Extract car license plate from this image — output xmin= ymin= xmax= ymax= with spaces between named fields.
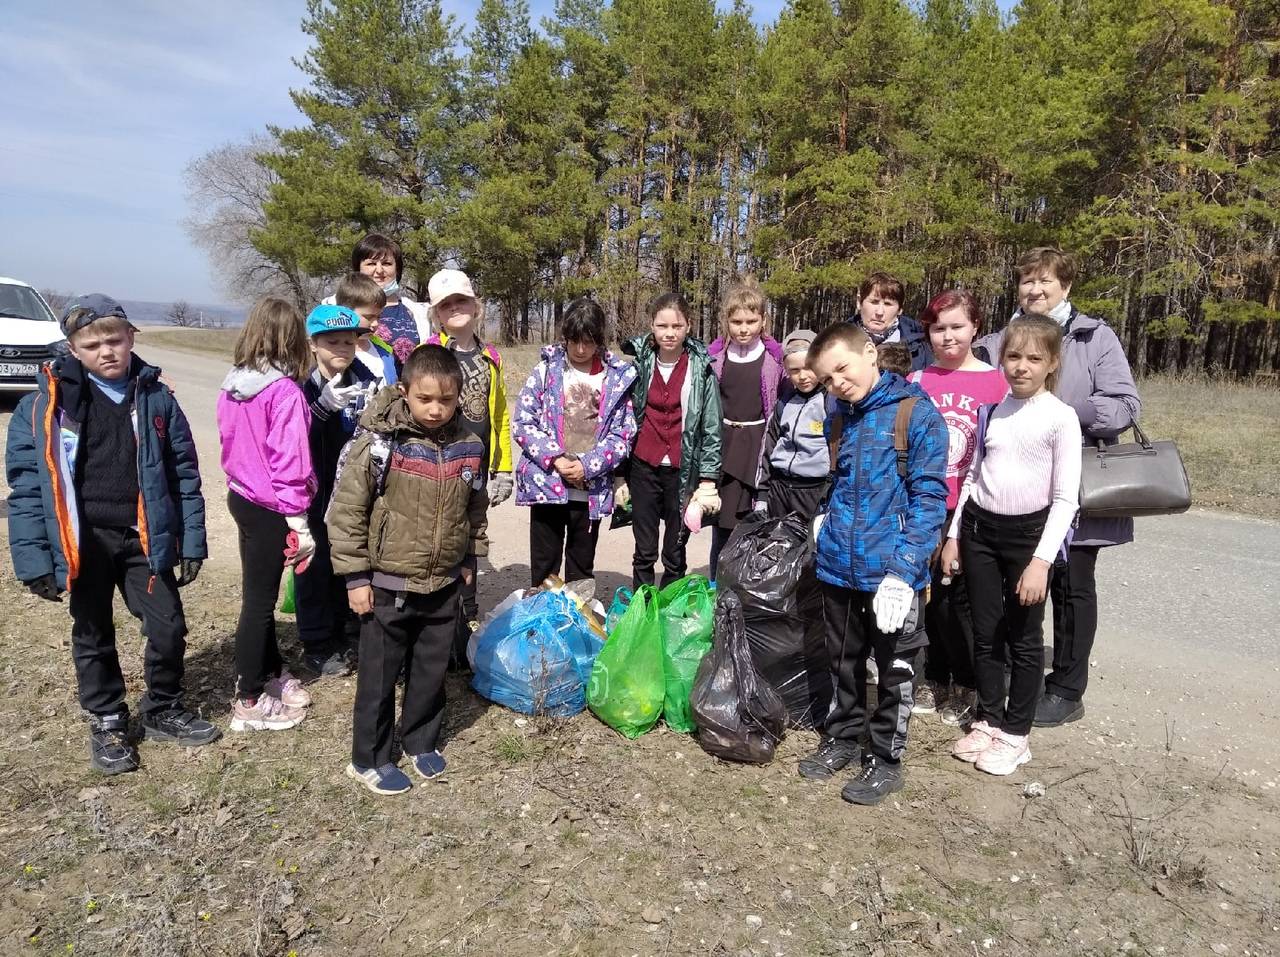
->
xmin=0 ymin=362 xmax=39 ymax=376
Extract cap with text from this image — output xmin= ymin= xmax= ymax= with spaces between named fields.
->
xmin=305 ymin=304 xmax=363 ymax=337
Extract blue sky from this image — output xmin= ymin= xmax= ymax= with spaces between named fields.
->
xmin=1 ymin=0 xmax=1015 ymax=306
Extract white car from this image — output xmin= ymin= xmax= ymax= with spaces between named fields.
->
xmin=0 ymin=277 xmax=69 ymax=392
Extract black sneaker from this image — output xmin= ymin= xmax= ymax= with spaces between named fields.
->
xmin=89 ymin=713 xmax=139 ymax=776
xmin=304 ymin=649 xmax=352 ymax=677
xmin=841 ymin=757 xmax=904 ymax=806
xmin=141 ymin=708 xmax=222 ymax=747
xmin=1034 ymin=692 xmax=1084 ymax=727
xmin=798 ymin=736 xmax=862 ymax=780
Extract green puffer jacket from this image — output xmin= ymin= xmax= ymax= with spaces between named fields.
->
xmin=621 ymin=334 xmax=723 ymax=500
xmin=327 ymin=387 xmax=488 ymax=596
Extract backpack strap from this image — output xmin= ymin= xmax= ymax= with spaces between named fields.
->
xmin=893 ymin=396 xmax=918 ymax=480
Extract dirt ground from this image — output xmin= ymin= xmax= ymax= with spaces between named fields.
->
xmin=1 ymin=341 xmax=1277 ymax=957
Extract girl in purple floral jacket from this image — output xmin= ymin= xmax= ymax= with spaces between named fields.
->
xmin=513 ymin=298 xmax=638 ymax=589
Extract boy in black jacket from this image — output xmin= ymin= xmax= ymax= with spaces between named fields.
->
xmin=296 ymin=304 xmax=378 ymax=676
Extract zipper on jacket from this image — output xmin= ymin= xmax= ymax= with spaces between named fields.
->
xmin=40 ymin=368 xmax=81 ymax=588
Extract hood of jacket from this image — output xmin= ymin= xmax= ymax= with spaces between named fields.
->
xmin=835 ymin=370 xmax=916 ymax=418
xmin=50 ymin=353 xmax=158 ymax=412
xmin=622 ymin=333 xmax=711 ymax=361
xmin=221 ymin=364 xmax=287 ymax=401
xmin=358 ymin=382 xmax=468 ymax=443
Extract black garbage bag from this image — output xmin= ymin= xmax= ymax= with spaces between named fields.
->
xmin=690 ymin=590 xmax=787 ymax=764
xmin=716 ymin=515 xmax=833 ymax=728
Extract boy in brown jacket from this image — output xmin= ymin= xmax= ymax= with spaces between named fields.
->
xmin=328 ymin=345 xmax=487 ymax=795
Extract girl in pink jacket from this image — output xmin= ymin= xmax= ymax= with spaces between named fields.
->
xmin=216 ymin=298 xmax=318 ymax=733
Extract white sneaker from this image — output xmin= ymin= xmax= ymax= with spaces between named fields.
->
xmin=265 ymin=671 xmax=312 ymax=709
xmin=952 ymin=720 xmax=997 ymax=763
xmin=230 ymin=693 xmax=305 ymax=732
xmin=975 ymin=731 xmax=1031 ymax=776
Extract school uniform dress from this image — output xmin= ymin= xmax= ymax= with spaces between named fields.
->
xmin=717 ymin=353 xmax=766 ymax=529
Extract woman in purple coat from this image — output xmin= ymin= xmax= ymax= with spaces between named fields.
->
xmin=974 ymin=247 xmax=1141 ymax=726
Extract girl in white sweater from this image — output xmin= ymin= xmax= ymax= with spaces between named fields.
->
xmin=941 ymin=315 xmax=1082 ymax=775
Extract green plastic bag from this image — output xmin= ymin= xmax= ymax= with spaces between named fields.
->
xmin=279 ymin=568 xmax=296 ymax=614
xmin=657 ymin=576 xmax=715 ymax=733
xmin=588 ymin=584 xmax=664 ymax=738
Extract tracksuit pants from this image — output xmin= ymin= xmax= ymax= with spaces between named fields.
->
xmin=628 ymin=458 xmax=688 ymax=589
xmin=529 ymin=501 xmax=600 ymax=587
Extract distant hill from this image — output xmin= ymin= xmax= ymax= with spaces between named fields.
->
xmin=119 ymin=300 xmax=246 ymax=328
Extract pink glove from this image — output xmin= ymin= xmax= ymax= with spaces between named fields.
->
xmin=683 ymin=501 xmax=704 ymax=534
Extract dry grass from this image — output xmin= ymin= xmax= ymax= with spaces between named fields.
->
xmin=137 ymin=327 xmax=241 ymax=360
xmin=1139 ymin=373 xmax=1280 ymax=519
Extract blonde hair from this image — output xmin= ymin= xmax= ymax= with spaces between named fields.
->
xmin=69 ymin=315 xmax=132 ymax=343
xmin=233 ymin=297 xmax=311 ymax=381
xmin=334 ymin=272 xmax=387 ymax=312
xmin=1001 ymin=314 xmax=1064 ymax=393
xmin=719 ymin=278 xmax=768 ymax=339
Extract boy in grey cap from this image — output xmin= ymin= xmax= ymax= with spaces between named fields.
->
xmin=6 ymin=295 xmax=217 ymax=774
xmin=753 ymin=329 xmax=832 ymax=522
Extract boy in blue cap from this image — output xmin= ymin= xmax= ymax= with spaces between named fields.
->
xmin=296 ymin=304 xmax=379 ymax=677
xmin=6 ymin=294 xmax=217 ymax=774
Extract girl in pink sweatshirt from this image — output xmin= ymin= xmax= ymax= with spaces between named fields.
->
xmin=216 ymin=298 xmax=318 ymax=732
xmin=943 ymin=315 xmax=1081 ymax=776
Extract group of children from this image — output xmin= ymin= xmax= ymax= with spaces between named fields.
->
xmin=8 ymin=240 xmax=1096 ymax=804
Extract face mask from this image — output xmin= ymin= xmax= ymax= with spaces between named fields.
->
xmin=381 ymin=279 xmax=400 ymax=298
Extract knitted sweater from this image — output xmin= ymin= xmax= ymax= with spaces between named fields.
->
xmin=949 ymin=391 xmax=1082 ymax=563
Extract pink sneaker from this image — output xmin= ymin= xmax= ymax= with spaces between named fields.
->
xmin=265 ymin=671 xmax=312 ymax=709
xmin=975 ymin=732 xmax=1031 ymax=776
xmin=230 ymin=693 xmax=305 ymax=732
xmin=952 ymin=720 xmax=997 ymax=763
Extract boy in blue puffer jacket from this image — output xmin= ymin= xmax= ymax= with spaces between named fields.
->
xmin=6 ymin=295 xmax=217 ymax=776
xmin=800 ymin=323 xmax=948 ymax=805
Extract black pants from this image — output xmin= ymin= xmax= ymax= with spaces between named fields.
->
xmin=629 ymin=458 xmax=687 ymax=589
xmin=821 ymin=583 xmax=926 ymax=763
xmin=766 ymin=474 xmax=829 ymax=524
xmin=294 ymin=516 xmax=358 ymax=655
xmin=959 ymin=502 xmax=1049 ymax=736
xmin=529 ymin=502 xmax=600 ymax=587
xmin=450 ymin=554 xmax=479 ymax=668
xmin=1046 ymin=545 xmax=1100 ymax=701
xmin=69 ymin=525 xmax=187 ymax=717
xmin=228 ymin=491 xmax=286 ymax=700
xmin=351 ymin=581 xmax=458 ymax=768
xmin=923 ymin=512 xmax=976 ymax=688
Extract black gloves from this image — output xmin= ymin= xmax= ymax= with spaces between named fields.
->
xmin=25 ymin=574 xmax=61 ymax=602
xmin=177 ymin=559 xmax=202 ymax=587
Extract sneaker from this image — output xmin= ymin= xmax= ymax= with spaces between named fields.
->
xmin=940 ymin=686 xmax=976 ymax=728
xmin=952 ymin=719 xmax=998 ymax=763
xmin=141 ymin=708 xmax=221 ymax=747
xmin=89 ymin=713 xmax=139 ymax=776
xmin=913 ymin=680 xmax=947 ymax=715
xmin=1034 ymin=692 xmax=1084 ymax=727
xmin=798 ymin=737 xmax=862 ymax=780
xmin=346 ymin=762 xmax=412 ymax=796
xmin=840 ymin=757 xmax=904 ymax=806
xmin=265 ymin=671 xmax=312 ymax=709
xmin=229 ymin=694 xmax=305 ymax=732
xmin=975 ymin=731 xmax=1032 ymax=776
xmin=409 ymin=750 xmax=447 ymax=780
xmin=304 ymin=649 xmax=352 ymax=678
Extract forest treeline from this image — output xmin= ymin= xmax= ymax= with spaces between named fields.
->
xmin=186 ymin=0 xmax=1280 ymax=376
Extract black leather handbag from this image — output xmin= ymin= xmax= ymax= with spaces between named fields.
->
xmin=1078 ymin=421 xmax=1191 ymax=518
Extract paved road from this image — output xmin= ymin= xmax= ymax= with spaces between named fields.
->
xmin=3 ymin=340 xmax=1277 ymax=781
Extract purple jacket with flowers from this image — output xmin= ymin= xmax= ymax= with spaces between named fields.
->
xmin=513 ymin=345 xmax=638 ymax=520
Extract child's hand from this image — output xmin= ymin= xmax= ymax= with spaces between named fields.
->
xmin=461 ymin=565 xmax=474 ymax=586
xmin=939 ymin=539 xmax=961 ymax=578
xmin=348 ymin=585 xmax=374 ymax=616
xmin=1015 ymin=558 xmax=1051 ymax=606
xmin=555 ymin=456 xmax=585 ymax=486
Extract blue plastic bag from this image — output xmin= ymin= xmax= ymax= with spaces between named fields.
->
xmin=470 ymin=591 xmax=605 ymax=716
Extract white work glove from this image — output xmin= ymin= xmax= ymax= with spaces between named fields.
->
xmin=752 ymin=500 xmax=768 ymax=513
xmin=691 ymin=483 xmax=720 ymax=516
xmin=872 ymin=575 xmax=914 ymax=634
xmin=318 ymin=374 xmax=363 ymax=413
xmin=488 ymin=472 xmax=514 ymax=507
xmin=614 ymin=480 xmax=630 ymax=510
xmin=284 ymin=514 xmax=316 ymax=573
